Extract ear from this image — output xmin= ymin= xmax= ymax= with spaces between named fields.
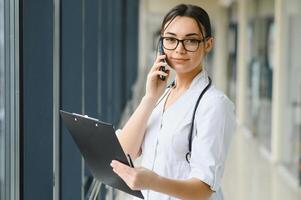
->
xmin=204 ymin=37 xmax=214 ymax=53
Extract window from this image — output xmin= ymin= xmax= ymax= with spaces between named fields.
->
xmin=250 ymin=18 xmax=274 ymax=150
xmin=0 ymin=0 xmax=19 ymax=199
xmin=247 ymin=15 xmax=274 ymax=151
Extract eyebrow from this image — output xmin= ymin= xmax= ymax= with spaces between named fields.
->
xmin=165 ymin=32 xmax=200 ymax=37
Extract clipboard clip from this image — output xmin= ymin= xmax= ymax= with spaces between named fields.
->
xmin=72 ymin=113 xmax=99 ymax=121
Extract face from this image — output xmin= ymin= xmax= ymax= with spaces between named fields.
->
xmin=162 ymin=16 xmax=213 ymax=74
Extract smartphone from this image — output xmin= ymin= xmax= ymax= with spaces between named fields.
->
xmin=158 ymin=38 xmax=167 ymax=81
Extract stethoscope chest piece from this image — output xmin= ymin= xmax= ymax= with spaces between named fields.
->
xmin=186 ymin=152 xmax=191 ymax=163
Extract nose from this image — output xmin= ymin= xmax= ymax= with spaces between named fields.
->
xmin=175 ymin=41 xmax=186 ymax=54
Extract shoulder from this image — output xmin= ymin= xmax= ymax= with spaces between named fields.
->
xmin=197 ymin=86 xmax=235 ymax=115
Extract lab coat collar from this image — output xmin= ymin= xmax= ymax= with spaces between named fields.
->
xmin=187 ymin=69 xmax=209 ymax=91
xmin=160 ymin=69 xmax=210 ymax=133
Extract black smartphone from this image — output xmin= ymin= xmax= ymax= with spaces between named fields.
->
xmin=158 ymin=38 xmax=167 ymax=81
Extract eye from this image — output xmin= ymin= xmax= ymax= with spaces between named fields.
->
xmin=164 ymin=37 xmax=177 ymax=43
xmin=184 ymin=39 xmax=200 ymax=45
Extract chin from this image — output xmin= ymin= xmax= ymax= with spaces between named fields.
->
xmin=171 ymin=63 xmax=187 ymax=70
xmin=172 ymin=66 xmax=193 ymax=74
xmin=172 ymin=64 xmax=201 ymax=74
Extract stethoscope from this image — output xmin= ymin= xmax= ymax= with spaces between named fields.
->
xmin=186 ymin=76 xmax=211 ymax=163
xmin=156 ymin=76 xmax=212 ymax=163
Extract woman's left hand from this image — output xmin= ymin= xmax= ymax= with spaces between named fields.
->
xmin=110 ymin=160 xmax=159 ymax=191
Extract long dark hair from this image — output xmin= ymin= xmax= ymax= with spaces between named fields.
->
xmin=160 ymin=4 xmax=212 ymax=39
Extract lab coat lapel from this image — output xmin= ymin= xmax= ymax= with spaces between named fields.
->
xmin=162 ymin=70 xmax=210 ymax=133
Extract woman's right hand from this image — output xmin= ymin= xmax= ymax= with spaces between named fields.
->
xmin=145 ymin=54 xmax=171 ymax=101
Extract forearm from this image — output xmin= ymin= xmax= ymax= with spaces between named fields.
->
xmin=151 ymin=176 xmax=213 ymax=200
xmin=117 ymin=96 xmax=157 ymax=158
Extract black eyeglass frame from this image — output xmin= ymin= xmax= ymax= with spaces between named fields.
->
xmin=161 ymin=36 xmax=207 ymax=52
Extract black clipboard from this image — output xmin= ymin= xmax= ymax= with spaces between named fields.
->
xmin=60 ymin=110 xmax=144 ymax=199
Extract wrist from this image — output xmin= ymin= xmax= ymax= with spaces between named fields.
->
xmin=142 ymin=95 xmax=158 ymax=106
xmin=148 ymin=173 xmax=162 ymax=191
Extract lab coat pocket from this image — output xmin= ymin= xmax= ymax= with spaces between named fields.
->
xmin=171 ymin=119 xmax=191 ymax=161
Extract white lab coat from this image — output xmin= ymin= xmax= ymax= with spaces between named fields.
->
xmin=121 ymin=70 xmax=236 ymax=200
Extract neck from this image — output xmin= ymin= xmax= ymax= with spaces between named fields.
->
xmin=173 ymin=65 xmax=203 ymax=91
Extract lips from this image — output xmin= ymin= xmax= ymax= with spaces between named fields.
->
xmin=171 ymin=57 xmax=189 ymax=63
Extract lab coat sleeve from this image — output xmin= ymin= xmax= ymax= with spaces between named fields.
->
xmin=188 ymin=94 xmax=236 ymax=192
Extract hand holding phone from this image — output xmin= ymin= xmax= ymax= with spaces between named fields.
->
xmin=158 ymin=38 xmax=167 ymax=81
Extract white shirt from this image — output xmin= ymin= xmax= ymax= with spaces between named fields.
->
xmin=121 ymin=70 xmax=236 ymax=200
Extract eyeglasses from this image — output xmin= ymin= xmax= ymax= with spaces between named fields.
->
xmin=161 ymin=37 xmax=205 ymax=52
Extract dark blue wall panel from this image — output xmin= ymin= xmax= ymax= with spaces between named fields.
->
xmin=22 ymin=0 xmax=53 ymax=199
xmin=84 ymin=0 xmax=98 ymax=118
xmin=60 ymin=0 xmax=83 ymax=199
xmin=112 ymin=0 xmax=124 ymax=125
xmin=99 ymin=0 xmax=110 ymax=122
xmin=83 ymin=0 xmax=99 ymax=183
xmin=125 ymin=0 xmax=139 ymax=101
xmin=21 ymin=0 xmax=140 ymax=199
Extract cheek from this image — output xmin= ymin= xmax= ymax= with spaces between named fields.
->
xmin=165 ymin=52 xmax=173 ymax=67
xmin=189 ymin=52 xmax=204 ymax=65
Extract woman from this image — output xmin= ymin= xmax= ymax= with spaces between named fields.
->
xmin=111 ymin=4 xmax=236 ymax=200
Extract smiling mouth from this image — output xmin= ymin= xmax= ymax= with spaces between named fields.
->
xmin=171 ymin=58 xmax=189 ymax=62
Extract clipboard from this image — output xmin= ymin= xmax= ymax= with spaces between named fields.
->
xmin=60 ymin=110 xmax=144 ymax=199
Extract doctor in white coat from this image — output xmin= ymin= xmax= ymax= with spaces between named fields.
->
xmin=111 ymin=4 xmax=236 ymax=200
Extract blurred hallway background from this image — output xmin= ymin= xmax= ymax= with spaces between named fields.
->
xmin=0 ymin=0 xmax=300 ymax=199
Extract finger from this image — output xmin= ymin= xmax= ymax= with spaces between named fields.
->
xmin=150 ymin=55 xmax=166 ymax=72
xmin=148 ymin=71 xmax=169 ymax=80
xmin=113 ymin=168 xmax=139 ymax=190
xmin=150 ymin=62 xmax=168 ymax=73
xmin=155 ymin=54 xmax=166 ymax=62
xmin=111 ymin=162 xmax=131 ymax=181
xmin=111 ymin=160 xmax=132 ymax=175
xmin=155 ymin=62 xmax=172 ymax=71
xmin=111 ymin=162 xmax=137 ymax=190
xmin=166 ymin=64 xmax=173 ymax=71
xmin=112 ymin=165 xmax=129 ymax=178
xmin=112 ymin=167 xmax=132 ymax=185
xmin=149 ymin=63 xmax=172 ymax=75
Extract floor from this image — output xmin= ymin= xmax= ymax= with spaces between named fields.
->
xmin=221 ymin=130 xmax=301 ymax=200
